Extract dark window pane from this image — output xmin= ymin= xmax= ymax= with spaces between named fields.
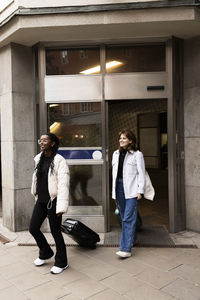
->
xmin=106 ymin=45 xmax=165 ymax=73
xmin=47 ymin=103 xmax=102 ymax=147
xmin=69 ymin=165 xmax=102 ymax=207
xmin=46 ymin=48 xmax=100 ymax=75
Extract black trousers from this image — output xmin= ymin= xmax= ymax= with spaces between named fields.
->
xmin=29 ymin=199 xmax=67 ymax=268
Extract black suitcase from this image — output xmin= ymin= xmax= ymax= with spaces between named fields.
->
xmin=61 ymin=218 xmax=100 ymax=249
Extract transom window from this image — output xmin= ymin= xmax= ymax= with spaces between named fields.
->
xmin=46 ymin=45 xmax=166 ymax=75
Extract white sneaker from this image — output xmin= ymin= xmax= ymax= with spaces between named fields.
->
xmin=50 ymin=265 xmax=69 ymax=274
xmin=34 ymin=255 xmax=54 ymax=266
xmin=116 ymin=251 xmax=131 ymax=258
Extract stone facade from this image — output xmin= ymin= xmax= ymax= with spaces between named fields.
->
xmin=0 ymin=1 xmax=200 ymax=232
xmin=184 ymin=36 xmax=200 ymax=231
xmin=0 ymin=43 xmax=35 ymax=231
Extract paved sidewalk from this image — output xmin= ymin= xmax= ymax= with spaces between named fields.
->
xmin=1 ymin=218 xmax=200 ymax=300
xmin=1 ymin=240 xmax=200 ymax=300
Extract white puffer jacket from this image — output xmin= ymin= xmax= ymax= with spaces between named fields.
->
xmin=31 ymin=153 xmax=70 ymax=214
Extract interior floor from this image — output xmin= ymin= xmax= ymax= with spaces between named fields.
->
xmin=110 ymin=169 xmax=168 ymax=230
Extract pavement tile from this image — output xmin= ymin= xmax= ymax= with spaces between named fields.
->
xmin=0 ymin=276 xmax=12 ymax=290
xmin=170 ymin=236 xmax=196 ymax=246
xmin=0 ymin=224 xmax=18 ymax=241
xmin=19 ymin=249 xmax=42 ymax=265
xmin=169 ymin=264 xmax=200 ymax=285
xmin=46 ymin=266 xmax=86 ymax=285
xmin=131 ymin=247 xmax=155 ymax=257
xmin=0 ymin=247 xmax=7 ymax=256
xmin=0 ymin=285 xmax=29 ymax=300
xmin=87 ymin=288 xmax=130 ymax=300
xmin=191 ymin=236 xmax=200 ymax=248
xmin=169 ymin=250 xmax=200 ymax=270
xmin=59 ymin=294 xmax=81 ymax=300
xmin=101 ymin=271 xmax=143 ymax=294
xmin=6 ymin=245 xmax=36 ymax=257
xmin=14 ymin=233 xmax=32 ymax=244
xmin=66 ymin=277 xmax=107 ymax=299
xmin=161 ymin=278 xmax=200 ymax=300
xmin=83 ymin=246 xmax=114 ymax=259
xmin=24 ymin=280 xmax=70 ymax=300
xmin=0 ymin=261 xmax=34 ymax=279
xmin=147 ymin=248 xmax=186 ymax=260
xmin=108 ymin=257 xmax=148 ymax=276
xmin=80 ymin=261 xmax=120 ymax=281
xmin=69 ymin=253 xmax=98 ymax=270
xmin=84 ymin=247 xmax=133 ymax=267
xmin=64 ymin=246 xmax=89 ymax=258
xmin=9 ymin=270 xmax=50 ymax=291
xmin=134 ymin=252 xmax=181 ymax=272
xmin=135 ymin=267 xmax=178 ymax=289
xmin=0 ymin=253 xmax=17 ymax=267
xmin=125 ymin=283 xmax=174 ymax=300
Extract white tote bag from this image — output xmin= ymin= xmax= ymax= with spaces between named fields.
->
xmin=136 ymin=151 xmax=155 ymax=201
xmin=144 ymin=171 xmax=155 ymax=201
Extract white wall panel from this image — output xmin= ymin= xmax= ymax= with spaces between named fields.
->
xmin=105 ymin=72 xmax=168 ymax=99
xmin=45 ymin=75 xmax=102 ymax=102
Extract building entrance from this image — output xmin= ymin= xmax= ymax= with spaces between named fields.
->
xmin=108 ymin=99 xmax=168 ymax=230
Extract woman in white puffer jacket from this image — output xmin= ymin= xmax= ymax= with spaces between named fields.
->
xmin=29 ymin=133 xmax=70 ymax=275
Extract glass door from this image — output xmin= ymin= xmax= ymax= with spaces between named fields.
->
xmin=47 ymin=102 xmax=103 ymax=216
xmin=107 ymin=99 xmax=168 ymax=230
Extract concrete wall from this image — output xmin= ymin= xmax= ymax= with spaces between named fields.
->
xmin=0 ymin=43 xmax=35 ymax=231
xmin=0 ymin=0 xmax=164 ymax=23
xmin=184 ymin=36 xmax=200 ymax=232
xmin=19 ymin=0 xmax=161 ymax=6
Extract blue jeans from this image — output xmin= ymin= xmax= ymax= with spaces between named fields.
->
xmin=116 ymin=178 xmax=138 ymax=252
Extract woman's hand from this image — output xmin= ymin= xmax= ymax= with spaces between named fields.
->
xmin=137 ymin=193 xmax=142 ymax=200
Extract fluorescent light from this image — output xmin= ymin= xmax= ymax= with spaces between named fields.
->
xmin=49 ymin=104 xmax=59 ymax=108
xmin=80 ymin=60 xmax=123 ymax=75
xmin=80 ymin=65 xmax=100 ymax=75
xmin=106 ymin=61 xmax=123 ymax=69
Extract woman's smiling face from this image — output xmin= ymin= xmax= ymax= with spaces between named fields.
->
xmin=38 ymin=135 xmax=54 ymax=152
xmin=119 ymin=134 xmax=132 ymax=149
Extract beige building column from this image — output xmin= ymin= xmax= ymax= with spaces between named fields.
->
xmin=184 ymin=36 xmax=200 ymax=232
xmin=0 ymin=43 xmax=35 ymax=231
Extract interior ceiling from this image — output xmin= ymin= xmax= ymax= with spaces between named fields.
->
xmin=1 ymin=19 xmax=200 ymax=47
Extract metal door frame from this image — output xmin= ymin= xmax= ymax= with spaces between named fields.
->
xmin=38 ymin=40 xmax=185 ymax=233
xmin=104 ymin=38 xmax=186 ymax=233
xmin=166 ymin=38 xmax=186 ymax=233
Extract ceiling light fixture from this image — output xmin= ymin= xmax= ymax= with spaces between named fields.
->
xmin=80 ymin=60 xmax=123 ymax=74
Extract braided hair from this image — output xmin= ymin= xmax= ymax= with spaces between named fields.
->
xmin=35 ymin=133 xmax=60 ymax=180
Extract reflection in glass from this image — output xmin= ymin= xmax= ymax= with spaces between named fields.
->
xmin=48 ymin=103 xmax=102 ymax=147
xmin=46 ymin=48 xmax=100 ymax=75
xmin=106 ymin=45 xmax=166 ymax=73
xmin=69 ymin=165 xmax=102 ymax=207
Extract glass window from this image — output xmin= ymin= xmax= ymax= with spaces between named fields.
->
xmin=106 ymin=45 xmax=165 ymax=73
xmin=69 ymin=164 xmax=102 ymax=208
xmin=47 ymin=102 xmax=103 ymax=211
xmin=46 ymin=48 xmax=100 ymax=75
xmin=48 ymin=102 xmax=102 ymax=148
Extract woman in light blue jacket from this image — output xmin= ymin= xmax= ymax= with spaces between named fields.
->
xmin=112 ymin=129 xmax=146 ymax=258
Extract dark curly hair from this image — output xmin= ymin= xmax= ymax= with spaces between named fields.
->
xmin=118 ymin=129 xmax=138 ymax=152
xmin=35 ymin=133 xmax=60 ymax=180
